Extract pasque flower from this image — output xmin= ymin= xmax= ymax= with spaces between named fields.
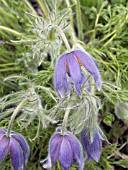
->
xmin=54 ymin=49 xmax=102 ymax=97
xmin=43 ymin=129 xmax=84 ymax=170
xmin=81 ymin=130 xmax=102 ymax=162
xmin=0 ymin=128 xmax=30 ymax=170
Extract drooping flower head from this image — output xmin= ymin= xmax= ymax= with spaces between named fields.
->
xmin=81 ymin=130 xmax=102 ymax=163
xmin=0 ymin=128 xmax=30 ymax=170
xmin=54 ymin=49 xmax=102 ymax=97
xmin=43 ymin=128 xmax=84 ymax=170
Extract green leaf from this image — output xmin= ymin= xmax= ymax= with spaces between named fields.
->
xmin=103 ymin=113 xmax=115 ymax=127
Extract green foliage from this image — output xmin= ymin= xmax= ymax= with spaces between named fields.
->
xmin=0 ymin=0 xmax=128 ymax=169
xmin=115 ymin=102 xmax=128 ymax=123
xmin=112 ymin=159 xmax=128 ymax=168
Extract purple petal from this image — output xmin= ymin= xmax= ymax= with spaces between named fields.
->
xmin=0 ymin=128 xmax=6 ymax=140
xmin=10 ymin=138 xmax=24 ymax=170
xmin=67 ymin=53 xmax=83 ymax=97
xmin=0 ymin=135 xmax=10 ymax=163
xmin=81 ymin=131 xmax=102 ymax=162
xmin=66 ymin=133 xmax=84 ymax=170
xmin=11 ymin=132 xmax=30 ymax=166
xmin=0 ymin=128 xmax=6 ymax=134
xmin=54 ymin=53 xmax=70 ymax=97
xmin=88 ymin=132 xmax=102 ymax=162
xmin=50 ymin=134 xmax=63 ymax=166
xmin=58 ymin=137 xmax=73 ymax=169
xmin=72 ymin=50 xmax=102 ymax=90
xmin=43 ymin=133 xmax=63 ymax=168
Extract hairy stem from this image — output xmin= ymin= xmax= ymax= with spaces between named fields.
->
xmin=55 ymin=26 xmax=71 ymax=51
xmin=90 ymin=78 xmax=95 ymax=95
xmin=61 ymin=104 xmax=72 ymax=135
xmin=6 ymin=98 xmax=27 ymax=136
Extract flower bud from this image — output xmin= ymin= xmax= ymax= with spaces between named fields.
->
xmin=0 ymin=128 xmax=30 ymax=170
xmin=81 ymin=130 xmax=102 ymax=162
xmin=54 ymin=49 xmax=102 ymax=97
xmin=43 ymin=130 xmax=84 ymax=170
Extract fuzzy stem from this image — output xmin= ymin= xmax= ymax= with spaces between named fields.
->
xmin=70 ymin=26 xmax=77 ymax=46
xmin=90 ymin=78 xmax=95 ymax=95
xmin=61 ymin=104 xmax=71 ymax=135
xmin=55 ymin=26 xmax=71 ymax=51
xmin=6 ymin=98 xmax=27 ymax=136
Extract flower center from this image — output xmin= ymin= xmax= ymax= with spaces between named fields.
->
xmin=66 ymin=56 xmax=83 ymax=74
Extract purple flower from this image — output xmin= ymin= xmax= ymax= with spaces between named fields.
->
xmin=81 ymin=130 xmax=102 ymax=162
xmin=43 ymin=130 xmax=84 ymax=170
xmin=54 ymin=50 xmax=102 ymax=97
xmin=0 ymin=128 xmax=30 ymax=170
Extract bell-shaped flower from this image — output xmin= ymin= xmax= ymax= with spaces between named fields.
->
xmin=0 ymin=128 xmax=30 ymax=170
xmin=43 ymin=129 xmax=84 ymax=170
xmin=81 ymin=130 xmax=102 ymax=162
xmin=54 ymin=49 xmax=102 ymax=97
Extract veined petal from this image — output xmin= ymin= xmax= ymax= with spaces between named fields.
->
xmin=43 ymin=133 xmax=63 ymax=168
xmin=66 ymin=133 xmax=84 ymax=170
xmin=10 ymin=138 xmax=24 ymax=170
xmin=81 ymin=131 xmax=91 ymax=161
xmin=58 ymin=137 xmax=73 ymax=169
xmin=67 ymin=53 xmax=83 ymax=97
xmin=54 ymin=53 xmax=70 ymax=97
xmin=11 ymin=132 xmax=30 ymax=166
xmin=81 ymin=131 xmax=102 ymax=163
xmin=88 ymin=132 xmax=102 ymax=162
xmin=0 ymin=135 xmax=10 ymax=163
xmin=50 ymin=134 xmax=63 ymax=166
xmin=72 ymin=50 xmax=102 ymax=90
